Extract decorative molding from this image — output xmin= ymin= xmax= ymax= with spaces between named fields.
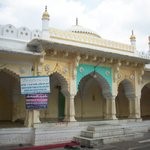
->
xmin=79 ymin=67 xmax=84 ymax=73
xmin=51 ymin=50 xmax=57 ymax=56
xmin=116 ymin=68 xmax=135 ymax=89
xmin=49 ymin=28 xmax=135 ymax=53
xmin=63 ymin=52 xmax=69 ymax=57
xmin=129 ymin=74 xmax=135 ymax=80
xmin=105 ymin=71 xmax=110 ymax=76
xmin=83 ymin=55 xmax=88 ymax=60
xmin=101 ymin=57 xmax=106 ymax=63
xmin=113 ymin=64 xmax=120 ymax=82
xmin=92 ymin=56 xmax=97 ymax=61
xmin=138 ymin=68 xmax=144 ymax=84
xmin=72 ymin=55 xmax=81 ymax=79
xmin=108 ymin=58 xmax=113 ymax=64
xmin=44 ymin=64 xmax=50 ymax=72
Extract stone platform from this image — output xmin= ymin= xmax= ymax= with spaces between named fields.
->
xmin=0 ymin=119 xmax=150 ymax=147
xmin=74 ymin=120 xmax=150 ymax=147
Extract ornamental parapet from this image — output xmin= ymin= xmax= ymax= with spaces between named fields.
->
xmin=0 ymin=24 xmax=41 ymax=41
xmin=49 ymin=28 xmax=135 ymax=53
xmin=135 ymin=51 xmax=150 ymax=59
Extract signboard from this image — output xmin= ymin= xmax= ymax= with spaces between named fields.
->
xmin=25 ymin=94 xmax=48 ymax=109
xmin=20 ymin=76 xmax=50 ymax=94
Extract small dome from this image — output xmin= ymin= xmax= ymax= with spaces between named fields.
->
xmin=68 ymin=18 xmax=100 ymax=38
xmin=42 ymin=6 xmax=49 ymax=20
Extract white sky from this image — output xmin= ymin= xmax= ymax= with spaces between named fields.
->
xmin=0 ymin=0 xmax=150 ymax=51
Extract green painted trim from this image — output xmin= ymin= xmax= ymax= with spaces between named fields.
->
xmin=77 ymin=64 xmax=112 ymax=90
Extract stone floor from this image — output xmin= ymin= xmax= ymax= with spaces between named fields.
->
xmin=0 ymin=131 xmax=150 ymax=150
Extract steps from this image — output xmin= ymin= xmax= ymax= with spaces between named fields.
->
xmin=74 ymin=123 xmax=149 ymax=147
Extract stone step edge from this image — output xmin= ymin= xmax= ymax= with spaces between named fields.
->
xmin=80 ymin=131 xmax=124 ymax=138
xmin=80 ymin=131 xmax=147 ymax=139
xmin=74 ymin=132 xmax=144 ymax=141
xmin=87 ymin=125 xmax=149 ymax=131
xmin=84 ymin=127 xmax=148 ymax=134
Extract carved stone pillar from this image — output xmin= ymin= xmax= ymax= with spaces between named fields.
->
xmin=24 ymin=110 xmax=32 ymax=127
xmin=128 ymin=96 xmax=141 ymax=119
xmin=24 ymin=110 xmax=41 ymax=127
xmin=12 ymin=83 xmax=20 ymax=122
xmin=105 ymin=96 xmax=117 ymax=120
xmin=63 ymin=95 xmax=76 ymax=122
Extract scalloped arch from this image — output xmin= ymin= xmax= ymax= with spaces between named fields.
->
xmin=50 ymin=71 xmax=69 ymax=97
xmin=78 ymin=71 xmax=112 ymax=99
xmin=0 ymin=68 xmax=20 ymax=82
xmin=118 ymin=79 xmax=135 ymax=99
xmin=77 ymin=64 xmax=112 ymax=92
xmin=142 ymin=82 xmax=150 ymax=90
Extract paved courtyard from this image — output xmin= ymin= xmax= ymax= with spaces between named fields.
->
xmin=50 ymin=131 xmax=150 ymax=150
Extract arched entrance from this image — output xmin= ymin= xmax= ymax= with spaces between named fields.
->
xmin=116 ymin=79 xmax=134 ymax=119
xmin=75 ymin=72 xmax=111 ymax=121
xmin=0 ymin=69 xmax=25 ymax=126
xmin=40 ymin=72 xmax=69 ymax=122
xmin=141 ymin=83 xmax=150 ymax=120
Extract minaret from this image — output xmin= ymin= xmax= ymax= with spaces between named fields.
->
xmin=130 ymin=30 xmax=136 ymax=47
xmin=76 ymin=18 xmax=78 ymax=26
xmin=148 ymin=36 xmax=150 ymax=53
xmin=42 ymin=6 xmax=50 ymax=38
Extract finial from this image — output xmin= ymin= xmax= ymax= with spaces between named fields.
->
xmin=130 ymin=30 xmax=136 ymax=47
xmin=130 ymin=30 xmax=136 ymax=40
xmin=45 ymin=5 xmax=47 ymax=12
xmin=42 ymin=5 xmax=49 ymax=20
xmin=148 ymin=36 xmax=150 ymax=52
xmin=76 ymin=18 xmax=78 ymax=26
xmin=132 ymin=30 xmax=134 ymax=35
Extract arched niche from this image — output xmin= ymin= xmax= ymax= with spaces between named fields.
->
xmin=40 ymin=72 xmax=69 ymax=122
xmin=0 ymin=68 xmax=25 ymax=126
xmin=75 ymin=71 xmax=111 ymax=121
xmin=76 ymin=64 xmax=112 ymax=92
xmin=116 ymin=79 xmax=135 ymax=119
xmin=141 ymin=83 xmax=150 ymax=120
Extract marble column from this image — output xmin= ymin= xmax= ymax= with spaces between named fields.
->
xmin=128 ymin=96 xmax=141 ymax=119
xmin=24 ymin=110 xmax=40 ymax=127
xmin=105 ymin=96 xmax=117 ymax=120
xmin=63 ymin=95 xmax=76 ymax=122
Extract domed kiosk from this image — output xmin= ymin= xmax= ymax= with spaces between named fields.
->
xmin=68 ymin=18 xmax=101 ymax=38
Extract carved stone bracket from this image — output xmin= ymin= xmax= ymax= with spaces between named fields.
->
xmin=113 ymin=61 xmax=122 ymax=82
xmin=138 ymin=68 xmax=144 ymax=84
xmin=72 ymin=55 xmax=81 ymax=79
xmin=37 ymin=51 xmax=46 ymax=75
xmin=39 ymin=51 xmax=46 ymax=64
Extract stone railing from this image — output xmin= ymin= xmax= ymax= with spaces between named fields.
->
xmin=0 ymin=24 xmax=41 ymax=41
xmin=135 ymin=51 xmax=150 ymax=59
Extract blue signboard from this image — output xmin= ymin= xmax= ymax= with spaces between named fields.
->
xmin=20 ymin=76 xmax=50 ymax=94
xmin=25 ymin=94 xmax=48 ymax=109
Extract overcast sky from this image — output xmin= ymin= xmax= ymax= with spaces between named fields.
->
xmin=0 ymin=0 xmax=150 ymax=51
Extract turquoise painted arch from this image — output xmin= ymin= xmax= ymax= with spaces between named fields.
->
xmin=76 ymin=64 xmax=112 ymax=91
